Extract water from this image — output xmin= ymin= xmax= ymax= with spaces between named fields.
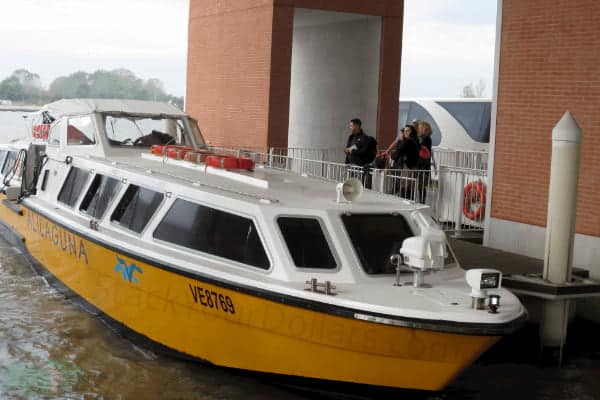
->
xmin=1 ymin=110 xmax=600 ymax=399
xmin=0 ymin=235 xmax=309 ymax=400
xmin=0 ymin=111 xmax=33 ymax=143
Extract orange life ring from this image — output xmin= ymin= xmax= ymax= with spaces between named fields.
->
xmin=463 ymin=181 xmax=486 ymax=221
xmin=205 ymin=155 xmax=255 ymax=171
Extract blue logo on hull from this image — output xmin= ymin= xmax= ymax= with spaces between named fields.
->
xmin=114 ymin=256 xmax=143 ymax=284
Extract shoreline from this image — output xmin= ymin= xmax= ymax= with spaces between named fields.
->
xmin=0 ymin=105 xmax=40 ymax=112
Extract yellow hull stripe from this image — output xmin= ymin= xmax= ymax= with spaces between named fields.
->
xmin=0 ymin=202 xmax=499 ymax=391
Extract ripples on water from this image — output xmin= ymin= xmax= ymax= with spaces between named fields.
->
xmin=0 ymin=237 xmax=311 ymax=400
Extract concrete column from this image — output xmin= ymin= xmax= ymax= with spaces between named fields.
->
xmin=540 ymin=299 xmax=570 ymax=348
xmin=543 ymin=111 xmax=582 ymax=283
xmin=288 ymin=10 xmax=382 ymax=151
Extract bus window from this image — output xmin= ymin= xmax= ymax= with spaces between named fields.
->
xmin=437 ymin=101 xmax=491 ymax=143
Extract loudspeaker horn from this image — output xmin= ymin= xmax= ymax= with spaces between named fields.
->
xmin=336 ymin=178 xmax=364 ymax=203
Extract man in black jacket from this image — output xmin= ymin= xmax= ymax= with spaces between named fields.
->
xmin=345 ymin=118 xmax=376 ymax=166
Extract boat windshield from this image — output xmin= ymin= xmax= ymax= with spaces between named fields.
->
xmin=342 ymin=213 xmax=414 ymax=275
xmin=103 ymin=114 xmax=196 ymax=147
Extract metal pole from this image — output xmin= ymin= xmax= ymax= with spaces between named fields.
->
xmin=454 ymin=172 xmax=466 ymax=237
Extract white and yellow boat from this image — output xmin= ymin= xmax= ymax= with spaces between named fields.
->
xmin=0 ymin=99 xmax=526 ymax=391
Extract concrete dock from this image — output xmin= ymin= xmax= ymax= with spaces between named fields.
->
xmin=450 ymin=238 xmax=600 ymax=301
xmin=450 ymin=238 xmax=543 ymax=275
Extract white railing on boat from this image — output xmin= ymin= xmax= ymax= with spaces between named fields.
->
xmin=206 ymin=146 xmax=488 ymax=236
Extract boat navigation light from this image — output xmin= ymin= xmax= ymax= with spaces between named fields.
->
xmin=335 ymin=178 xmax=363 ymax=203
xmin=465 ymin=269 xmax=502 ymax=310
xmin=488 ymin=294 xmax=501 ymax=314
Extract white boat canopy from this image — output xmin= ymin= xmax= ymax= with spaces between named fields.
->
xmin=40 ymin=99 xmax=186 ymax=118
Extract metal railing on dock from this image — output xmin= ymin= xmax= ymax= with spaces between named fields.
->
xmin=433 ymin=147 xmax=489 ymax=171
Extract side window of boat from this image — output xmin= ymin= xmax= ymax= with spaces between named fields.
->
xmin=57 ymin=167 xmax=91 ymax=207
xmin=67 ymin=116 xmax=96 ymax=146
xmin=0 ymin=150 xmax=14 ymax=176
xmin=111 ymin=185 xmax=164 ymax=233
xmin=153 ymin=199 xmax=270 ymax=270
xmin=48 ymin=118 xmax=65 ymax=146
xmin=0 ymin=150 xmax=7 ymax=173
xmin=79 ymin=174 xmax=122 ymax=219
xmin=277 ymin=217 xmax=336 ymax=269
xmin=341 ymin=213 xmax=414 ymax=275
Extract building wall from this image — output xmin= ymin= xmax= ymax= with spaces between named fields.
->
xmin=186 ymin=1 xmax=289 ymax=150
xmin=491 ymin=0 xmax=600 ymax=237
xmin=288 ymin=10 xmax=381 ymax=151
xmin=186 ymin=0 xmax=402 ymax=151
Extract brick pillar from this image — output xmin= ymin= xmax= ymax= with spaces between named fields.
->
xmin=186 ymin=1 xmax=279 ymax=151
xmin=376 ymin=15 xmax=403 ymax=148
xmin=266 ymin=4 xmax=294 ymax=149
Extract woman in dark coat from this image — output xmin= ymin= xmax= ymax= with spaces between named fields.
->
xmin=416 ymin=121 xmax=433 ymax=204
xmin=392 ymin=125 xmax=419 ymax=169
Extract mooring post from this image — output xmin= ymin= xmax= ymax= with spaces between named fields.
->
xmin=540 ymin=111 xmax=582 ymax=360
xmin=543 ymin=111 xmax=582 ymax=283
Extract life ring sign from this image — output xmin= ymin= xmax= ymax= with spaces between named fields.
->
xmin=463 ymin=181 xmax=487 ymax=221
xmin=32 ymin=124 xmax=51 ymax=140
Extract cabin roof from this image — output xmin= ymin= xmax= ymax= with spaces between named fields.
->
xmin=41 ymin=99 xmax=186 ymax=118
xmin=94 ymin=153 xmax=422 ymax=212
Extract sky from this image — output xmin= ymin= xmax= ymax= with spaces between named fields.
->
xmin=0 ymin=0 xmax=497 ymax=98
xmin=401 ymin=0 xmax=498 ymax=98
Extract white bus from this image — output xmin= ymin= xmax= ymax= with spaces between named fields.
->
xmin=399 ymin=98 xmax=491 ymax=152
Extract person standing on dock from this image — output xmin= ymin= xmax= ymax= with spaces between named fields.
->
xmin=344 ymin=118 xmax=375 ymax=166
xmin=416 ymin=121 xmax=433 ymax=203
xmin=344 ymin=118 xmax=377 ymax=188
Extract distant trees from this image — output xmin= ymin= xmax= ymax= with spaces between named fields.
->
xmin=48 ymin=71 xmax=91 ymax=99
xmin=0 ymin=69 xmax=42 ymax=102
xmin=0 ymin=68 xmax=183 ymax=108
xmin=461 ymin=79 xmax=487 ymax=98
xmin=0 ymin=76 xmax=23 ymax=102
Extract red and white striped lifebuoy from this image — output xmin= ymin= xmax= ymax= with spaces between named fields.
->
xmin=463 ymin=181 xmax=486 ymax=221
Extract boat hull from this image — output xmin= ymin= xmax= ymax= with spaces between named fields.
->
xmin=0 ymin=200 xmax=500 ymax=391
